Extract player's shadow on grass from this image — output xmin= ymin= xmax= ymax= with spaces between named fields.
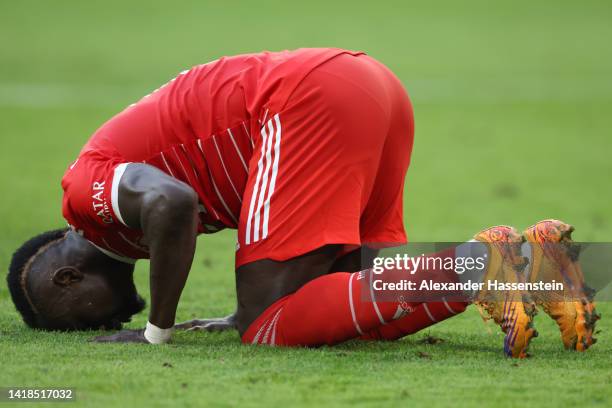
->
xmin=173 ymin=328 xmax=502 ymax=355
xmin=334 ymin=334 xmax=501 ymax=356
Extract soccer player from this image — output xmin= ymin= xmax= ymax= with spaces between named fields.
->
xmin=7 ymin=48 xmax=594 ymax=357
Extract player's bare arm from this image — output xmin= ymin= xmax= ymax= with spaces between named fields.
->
xmin=94 ymin=164 xmax=198 ymax=343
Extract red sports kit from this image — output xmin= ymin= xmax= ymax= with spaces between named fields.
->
xmin=61 ymin=48 xmax=414 ymax=268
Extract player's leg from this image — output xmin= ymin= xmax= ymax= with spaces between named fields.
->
xmin=330 ymin=250 xmax=468 ymax=342
xmin=240 ymin=262 xmax=461 ymax=346
xmin=237 ymin=54 xmax=460 ymax=346
xmin=344 ymin=55 xmax=466 ymax=341
xmin=234 ymin=52 xmax=398 ymax=332
xmin=329 ymin=246 xmax=379 ymax=273
xmin=359 ymin=301 xmax=468 ymax=341
xmin=241 ymin=227 xmax=537 ymax=359
xmin=234 ymin=54 xmax=523 ymax=351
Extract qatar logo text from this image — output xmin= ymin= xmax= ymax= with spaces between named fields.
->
xmin=92 ymin=181 xmax=113 ymax=224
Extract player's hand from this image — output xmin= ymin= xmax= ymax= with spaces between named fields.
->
xmin=175 ymin=314 xmax=237 ymax=332
xmin=91 ymin=329 xmax=149 ymax=343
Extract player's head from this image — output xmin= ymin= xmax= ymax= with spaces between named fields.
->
xmin=7 ymin=228 xmax=145 ymax=330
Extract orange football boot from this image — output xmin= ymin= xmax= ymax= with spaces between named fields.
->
xmin=474 ymin=226 xmax=538 ymax=358
xmin=523 ymin=219 xmax=600 ymax=351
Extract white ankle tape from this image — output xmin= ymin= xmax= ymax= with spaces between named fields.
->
xmin=144 ymin=321 xmax=173 ymax=344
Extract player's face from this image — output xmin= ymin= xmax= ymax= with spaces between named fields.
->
xmin=28 ymin=234 xmax=144 ymax=330
xmin=46 ymin=271 xmax=142 ymax=330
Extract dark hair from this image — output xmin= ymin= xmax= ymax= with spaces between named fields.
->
xmin=7 ymin=228 xmax=69 ymax=328
xmin=7 ymin=228 xmax=146 ymax=331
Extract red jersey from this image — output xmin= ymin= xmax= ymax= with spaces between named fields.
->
xmin=62 ymin=49 xmax=413 ymax=267
xmin=62 ymin=48 xmax=363 ymax=262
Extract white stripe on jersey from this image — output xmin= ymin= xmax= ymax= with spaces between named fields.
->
xmin=100 ymin=238 xmax=136 ymax=263
xmin=244 ymin=114 xmax=282 ymax=245
xmin=262 ymin=308 xmax=282 ymax=345
xmin=270 ymin=308 xmax=283 ymax=346
xmin=261 ymin=114 xmax=281 ymax=239
xmin=423 ymin=303 xmax=437 ymax=322
xmin=244 ymin=119 xmax=270 ymax=245
xmin=195 ymin=139 xmax=221 ymax=220
xmin=90 ymin=240 xmax=136 ymax=264
xmin=242 ymin=121 xmax=254 ymax=148
xmin=348 ymin=273 xmax=364 ymax=335
xmin=212 ymin=135 xmax=242 ymax=202
xmin=368 ymin=267 xmax=386 ymax=325
xmin=227 ymin=129 xmax=248 ymax=172
xmin=159 ymin=152 xmax=175 ymax=177
xmin=251 ymin=318 xmax=268 ymax=344
xmin=172 ymin=146 xmax=190 ymax=180
xmin=252 ymin=118 xmax=275 ymax=242
xmin=118 ymin=232 xmax=149 ymax=253
xmin=443 ymin=299 xmax=458 ymax=314
xmin=210 ymin=173 xmax=237 ymax=224
xmin=261 ymin=108 xmax=269 ymax=125
xmin=111 ymin=163 xmax=130 ymax=227
xmin=180 ymin=143 xmax=202 ymax=183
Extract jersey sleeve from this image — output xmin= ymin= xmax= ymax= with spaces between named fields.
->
xmin=61 ymin=153 xmax=145 ymax=262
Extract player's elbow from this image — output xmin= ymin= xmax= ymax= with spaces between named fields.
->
xmin=167 ymin=183 xmax=198 ymax=213
xmin=143 ymin=183 xmax=198 ymax=224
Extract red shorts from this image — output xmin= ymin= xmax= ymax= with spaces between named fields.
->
xmin=236 ymin=53 xmax=414 ymax=267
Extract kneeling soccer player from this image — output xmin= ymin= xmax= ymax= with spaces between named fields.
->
xmin=7 ymin=48 xmax=596 ymax=358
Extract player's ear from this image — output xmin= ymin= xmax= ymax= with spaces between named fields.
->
xmin=52 ymin=266 xmax=84 ymax=287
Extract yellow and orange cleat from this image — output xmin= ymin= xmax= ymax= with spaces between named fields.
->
xmin=473 ymin=226 xmax=538 ymax=358
xmin=523 ymin=219 xmax=600 ymax=351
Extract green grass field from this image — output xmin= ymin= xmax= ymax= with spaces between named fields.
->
xmin=1 ymin=1 xmax=611 ymax=406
